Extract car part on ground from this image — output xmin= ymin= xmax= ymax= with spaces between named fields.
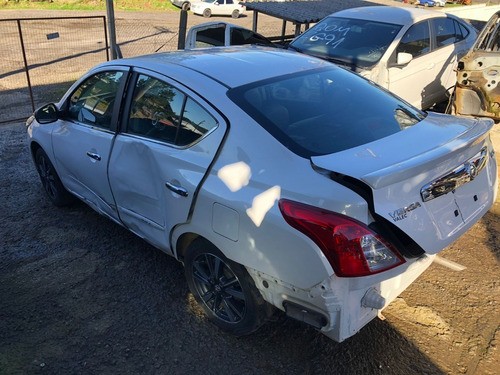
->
xmin=26 ymin=46 xmax=498 ymax=342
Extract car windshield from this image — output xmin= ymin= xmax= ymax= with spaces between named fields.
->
xmin=289 ymin=17 xmax=403 ymax=69
xmin=228 ymin=67 xmax=425 ymax=158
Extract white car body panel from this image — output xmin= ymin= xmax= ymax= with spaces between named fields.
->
xmin=27 ymin=47 xmax=498 ymax=343
xmin=386 ymin=39 xmax=464 ymax=109
xmin=52 ymin=122 xmax=118 ymax=219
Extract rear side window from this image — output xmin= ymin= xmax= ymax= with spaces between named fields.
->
xmin=432 ymin=18 xmax=467 ymax=48
xmin=228 ymin=67 xmax=424 ymax=157
xmin=127 ymin=74 xmax=217 ymax=146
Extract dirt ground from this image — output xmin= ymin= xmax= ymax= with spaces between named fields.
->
xmin=1 ymin=116 xmax=498 ymax=375
xmin=1 ymin=3 xmax=499 ymax=375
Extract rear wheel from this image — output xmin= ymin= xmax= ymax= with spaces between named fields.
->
xmin=35 ymin=148 xmax=74 ymax=207
xmin=202 ymin=8 xmax=211 ymax=18
xmin=184 ymin=239 xmax=270 ymax=335
xmin=231 ymin=9 xmax=240 ymax=19
xmin=181 ymin=2 xmax=189 ymax=11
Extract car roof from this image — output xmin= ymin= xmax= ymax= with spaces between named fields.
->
xmin=100 ymin=46 xmax=332 ymax=88
xmin=331 ymin=6 xmax=448 ymax=25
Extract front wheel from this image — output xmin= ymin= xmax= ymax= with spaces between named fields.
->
xmin=35 ymin=148 xmax=74 ymax=207
xmin=184 ymin=239 xmax=270 ymax=335
xmin=231 ymin=9 xmax=240 ymax=19
xmin=202 ymin=8 xmax=211 ymax=18
xmin=181 ymin=2 xmax=190 ymax=11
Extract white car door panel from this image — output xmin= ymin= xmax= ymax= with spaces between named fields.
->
xmin=51 ymin=69 xmax=128 ymax=221
xmin=388 ymin=56 xmax=434 ymax=108
xmin=388 ymin=20 xmax=432 ymax=109
xmin=108 ymin=71 xmax=226 ymax=252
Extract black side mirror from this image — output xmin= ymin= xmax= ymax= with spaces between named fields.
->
xmin=34 ymin=103 xmax=59 ymax=124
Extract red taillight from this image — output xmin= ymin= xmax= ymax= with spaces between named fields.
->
xmin=279 ymin=199 xmax=405 ymax=277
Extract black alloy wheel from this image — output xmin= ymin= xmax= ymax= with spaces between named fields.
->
xmin=192 ymin=252 xmax=246 ymax=323
xmin=35 ymin=148 xmax=74 ymax=207
xmin=184 ymin=239 xmax=271 ymax=335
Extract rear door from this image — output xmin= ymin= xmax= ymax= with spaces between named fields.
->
xmin=108 ymin=70 xmax=227 ymax=252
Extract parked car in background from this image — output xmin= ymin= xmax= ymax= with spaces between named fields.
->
xmin=416 ymin=0 xmax=436 ymax=6
xmin=453 ymin=10 xmax=500 ymax=120
xmin=191 ymin=0 xmax=245 ymax=18
xmin=185 ymin=22 xmax=275 ymax=48
xmin=171 ymin=0 xmax=191 ymax=10
xmin=26 ymin=47 xmax=497 ymax=343
xmin=288 ymin=6 xmax=477 ymax=109
xmin=416 ymin=0 xmax=445 ymax=7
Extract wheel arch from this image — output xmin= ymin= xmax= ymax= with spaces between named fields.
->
xmin=174 ymin=232 xmax=204 ymax=262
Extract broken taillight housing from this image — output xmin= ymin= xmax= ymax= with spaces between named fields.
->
xmin=279 ymin=199 xmax=405 ymax=277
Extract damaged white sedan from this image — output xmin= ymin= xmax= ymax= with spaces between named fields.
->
xmin=27 ymin=47 xmax=498 ymax=342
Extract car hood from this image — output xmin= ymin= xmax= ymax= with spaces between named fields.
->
xmin=311 ymin=112 xmax=497 ymax=254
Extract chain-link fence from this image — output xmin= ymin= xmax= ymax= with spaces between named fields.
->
xmin=0 ymin=16 xmax=109 ymax=124
xmin=0 ymin=12 xmax=294 ymax=124
xmin=115 ymin=18 xmax=179 ymax=57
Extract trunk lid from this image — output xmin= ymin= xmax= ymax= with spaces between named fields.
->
xmin=311 ymin=112 xmax=498 ymax=254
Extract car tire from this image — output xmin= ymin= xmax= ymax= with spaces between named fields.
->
xmin=35 ymin=148 xmax=74 ymax=207
xmin=202 ymin=8 xmax=211 ymax=18
xmin=184 ymin=239 xmax=270 ymax=336
xmin=231 ymin=9 xmax=240 ymax=19
xmin=181 ymin=2 xmax=189 ymax=11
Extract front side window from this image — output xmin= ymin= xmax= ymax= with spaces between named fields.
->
xmin=67 ymin=71 xmax=124 ymax=129
xmin=127 ymin=74 xmax=217 ymax=146
xmin=289 ymin=17 xmax=402 ymax=69
xmin=228 ymin=67 xmax=425 ymax=157
xmin=396 ymin=21 xmax=431 ymax=58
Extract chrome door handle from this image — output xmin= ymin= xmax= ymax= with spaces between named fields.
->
xmin=86 ymin=152 xmax=101 ymax=161
xmin=165 ymin=182 xmax=188 ymax=197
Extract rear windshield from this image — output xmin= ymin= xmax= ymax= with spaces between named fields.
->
xmin=289 ymin=17 xmax=402 ymax=69
xmin=228 ymin=66 xmax=425 ymax=158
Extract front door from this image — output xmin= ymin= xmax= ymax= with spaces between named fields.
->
xmin=51 ymin=69 xmax=128 ymax=221
xmin=387 ymin=20 xmax=434 ymax=109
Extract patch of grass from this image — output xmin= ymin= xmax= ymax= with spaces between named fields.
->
xmin=0 ymin=0 xmax=178 ymax=11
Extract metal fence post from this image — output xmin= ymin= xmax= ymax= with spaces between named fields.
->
xmin=106 ymin=0 xmax=118 ymax=59
xmin=17 ymin=19 xmax=36 ymax=114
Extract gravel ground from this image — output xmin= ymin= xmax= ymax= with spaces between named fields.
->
xmin=1 ymin=3 xmax=499 ymax=374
